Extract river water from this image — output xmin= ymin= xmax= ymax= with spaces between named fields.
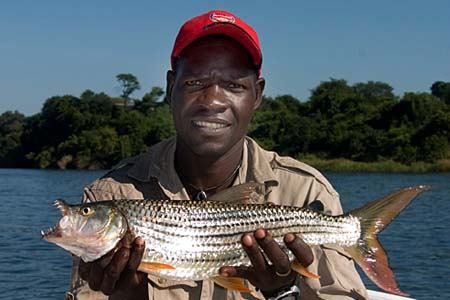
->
xmin=0 ymin=169 xmax=448 ymax=299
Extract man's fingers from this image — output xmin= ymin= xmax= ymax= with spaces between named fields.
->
xmin=241 ymin=233 xmax=267 ymax=274
xmin=100 ymin=246 xmax=131 ymax=295
xmin=116 ymin=237 xmax=146 ymax=290
xmin=255 ymin=229 xmax=291 ymax=275
xmin=127 ymin=237 xmax=145 ymax=270
xmin=88 ymin=261 xmax=105 ymax=291
xmin=284 ymin=234 xmax=314 ymax=267
xmin=219 ymin=265 xmax=253 ymax=280
xmin=97 ymin=246 xmax=117 ymax=268
xmin=79 ymin=261 xmax=91 ymax=281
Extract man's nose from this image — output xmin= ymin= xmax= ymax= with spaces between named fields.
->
xmin=197 ymin=83 xmax=227 ymax=111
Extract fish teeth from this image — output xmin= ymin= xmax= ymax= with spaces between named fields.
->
xmin=41 ymin=226 xmax=57 ymax=237
xmin=54 ymin=199 xmax=68 ymax=215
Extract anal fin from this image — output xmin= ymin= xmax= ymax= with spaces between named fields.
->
xmin=138 ymin=262 xmax=176 ymax=273
xmin=212 ymin=276 xmax=251 ymax=293
xmin=291 ymin=260 xmax=320 ymax=279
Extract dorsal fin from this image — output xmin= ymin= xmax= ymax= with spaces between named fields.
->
xmin=208 ymin=182 xmax=265 ymax=204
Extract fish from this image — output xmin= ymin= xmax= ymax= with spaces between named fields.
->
xmin=42 ymin=183 xmax=428 ymax=296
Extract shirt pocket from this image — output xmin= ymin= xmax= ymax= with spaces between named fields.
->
xmin=147 ymin=275 xmax=200 ymax=300
xmin=305 ymin=245 xmax=367 ymax=299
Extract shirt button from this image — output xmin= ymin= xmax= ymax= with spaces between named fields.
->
xmin=158 ymin=278 xmax=167 ymax=284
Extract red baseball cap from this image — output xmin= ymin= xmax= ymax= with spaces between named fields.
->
xmin=171 ymin=10 xmax=262 ymax=75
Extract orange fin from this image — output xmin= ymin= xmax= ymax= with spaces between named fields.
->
xmin=291 ymin=261 xmax=320 ymax=279
xmin=212 ymin=276 xmax=251 ymax=293
xmin=344 ymin=185 xmax=429 ymax=296
xmin=138 ymin=262 xmax=176 ymax=273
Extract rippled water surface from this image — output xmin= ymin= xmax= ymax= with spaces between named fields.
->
xmin=0 ymin=169 xmax=448 ymax=299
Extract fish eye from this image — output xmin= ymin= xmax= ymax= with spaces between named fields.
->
xmin=80 ymin=206 xmax=94 ymax=216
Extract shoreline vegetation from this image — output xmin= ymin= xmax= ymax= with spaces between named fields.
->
xmin=299 ymin=155 xmax=450 ymax=173
xmin=1 ymin=74 xmax=450 ymax=173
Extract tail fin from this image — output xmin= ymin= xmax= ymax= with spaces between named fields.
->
xmin=344 ymin=186 xmax=429 ymax=296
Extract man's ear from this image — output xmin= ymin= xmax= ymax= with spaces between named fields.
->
xmin=253 ymin=77 xmax=265 ymax=110
xmin=166 ymin=70 xmax=175 ymax=106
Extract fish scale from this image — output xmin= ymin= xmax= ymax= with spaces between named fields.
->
xmin=113 ymin=199 xmax=361 ymax=280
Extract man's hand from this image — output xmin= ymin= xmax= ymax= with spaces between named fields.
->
xmin=219 ymin=229 xmax=314 ymax=296
xmin=79 ymin=236 xmax=148 ymax=299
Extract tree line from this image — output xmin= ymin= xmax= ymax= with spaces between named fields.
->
xmin=1 ymin=74 xmax=449 ymax=169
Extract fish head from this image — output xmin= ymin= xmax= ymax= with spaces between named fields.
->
xmin=42 ymin=199 xmax=128 ymax=262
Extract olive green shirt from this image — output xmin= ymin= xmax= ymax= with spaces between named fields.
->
xmin=67 ymin=137 xmax=367 ymax=300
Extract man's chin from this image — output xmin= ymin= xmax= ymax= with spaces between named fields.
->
xmin=190 ymin=142 xmax=230 ymax=158
xmin=176 ymin=133 xmax=244 ymax=159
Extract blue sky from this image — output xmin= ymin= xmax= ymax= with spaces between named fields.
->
xmin=1 ymin=1 xmax=449 ymax=116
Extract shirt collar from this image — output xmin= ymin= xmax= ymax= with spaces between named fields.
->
xmin=127 ymin=137 xmax=189 ymax=199
xmin=127 ymin=136 xmax=278 ymax=199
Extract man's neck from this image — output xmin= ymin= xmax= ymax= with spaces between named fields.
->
xmin=174 ymin=139 xmax=244 ymax=198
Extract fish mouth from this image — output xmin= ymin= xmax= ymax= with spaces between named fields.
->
xmin=41 ymin=199 xmax=69 ymax=240
xmin=41 ymin=225 xmax=62 ymax=240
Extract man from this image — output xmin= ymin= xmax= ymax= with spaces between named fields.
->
xmin=71 ymin=10 xmax=367 ymax=300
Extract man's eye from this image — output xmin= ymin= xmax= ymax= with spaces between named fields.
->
xmin=228 ymin=82 xmax=243 ymax=89
xmin=186 ymin=80 xmax=203 ymax=86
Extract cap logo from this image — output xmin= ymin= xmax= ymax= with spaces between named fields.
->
xmin=209 ymin=12 xmax=235 ymax=24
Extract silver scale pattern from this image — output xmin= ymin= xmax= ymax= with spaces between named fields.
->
xmin=114 ymin=199 xmax=361 ymax=281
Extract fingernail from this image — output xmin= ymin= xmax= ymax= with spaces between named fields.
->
xmin=284 ymin=233 xmax=295 ymax=243
xmin=135 ymin=236 xmax=145 ymax=246
xmin=242 ymin=234 xmax=253 ymax=246
xmin=255 ymin=228 xmax=266 ymax=240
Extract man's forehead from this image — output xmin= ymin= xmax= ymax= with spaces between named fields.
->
xmin=178 ymin=66 xmax=255 ymax=80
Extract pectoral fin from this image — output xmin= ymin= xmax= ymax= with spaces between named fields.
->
xmin=212 ymin=276 xmax=251 ymax=292
xmin=138 ymin=262 xmax=176 ymax=273
xmin=291 ymin=261 xmax=320 ymax=279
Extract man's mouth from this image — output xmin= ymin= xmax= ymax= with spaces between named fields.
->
xmin=192 ymin=120 xmax=229 ymax=131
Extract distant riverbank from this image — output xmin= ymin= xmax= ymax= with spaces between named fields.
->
xmin=2 ymin=158 xmax=450 ymax=173
xmin=300 ymin=155 xmax=450 ymax=172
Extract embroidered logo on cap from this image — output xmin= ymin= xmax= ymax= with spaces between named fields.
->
xmin=209 ymin=12 xmax=235 ymax=24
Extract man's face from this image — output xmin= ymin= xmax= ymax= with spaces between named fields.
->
xmin=167 ymin=37 xmax=265 ymax=158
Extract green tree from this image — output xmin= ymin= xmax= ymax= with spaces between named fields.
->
xmin=58 ymin=126 xmax=120 ymax=169
xmin=0 ymin=111 xmax=26 ymax=167
xmin=309 ymin=79 xmax=356 ymax=117
xmin=353 ymin=81 xmax=394 ymax=101
xmin=116 ymin=73 xmax=141 ymax=107
xmin=135 ymin=86 xmax=165 ymax=114
xmin=382 ymin=92 xmax=448 ymax=163
xmin=249 ymin=95 xmax=313 ymax=156
xmin=430 ymin=81 xmax=450 ymax=104
xmin=144 ymin=103 xmax=176 ymax=145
